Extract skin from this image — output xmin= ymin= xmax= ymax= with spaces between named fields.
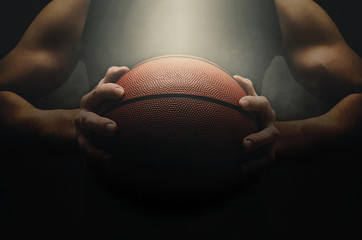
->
xmin=0 ymin=0 xmax=361 ymax=179
xmin=0 ymin=0 xmax=91 ymax=149
xmin=274 ymin=0 xmax=362 ymax=159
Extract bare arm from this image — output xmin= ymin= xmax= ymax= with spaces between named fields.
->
xmin=0 ymin=0 xmax=91 ymax=150
xmin=0 ymin=0 xmax=91 ymax=101
xmin=274 ymin=0 xmax=362 ymax=159
xmin=0 ymin=91 xmax=79 ymax=151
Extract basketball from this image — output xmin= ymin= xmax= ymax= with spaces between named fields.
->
xmin=96 ymin=55 xmax=260 ymax=200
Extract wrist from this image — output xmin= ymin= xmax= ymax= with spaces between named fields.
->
xmin=275 ymin=94 xmax=362 ymax=162
xmin=274 ymin=118 xmax=327 ymax=163
xmin=37 ymin=109 xmax=80 ymax=151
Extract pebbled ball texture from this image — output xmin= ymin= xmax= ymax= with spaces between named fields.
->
xmin=96 ymin=55 xmax=260 ymax=201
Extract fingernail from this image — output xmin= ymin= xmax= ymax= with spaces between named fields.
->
xmin=239 ymin=99 xmax=250 ymax=109
xmin=243 ymin=139 xmax=255 ymax=152
xmin=115 ymin=87 xmax=124 ymax=96
xmin=121 ymin=66 xmax=129 ymax=71
xmin=105 ymin=123 xmax=117 ymax=135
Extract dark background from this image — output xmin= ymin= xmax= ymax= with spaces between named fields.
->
xmin=0 ymin=0 xmax=361 ymax=237
xmin=0 ymin=0 xmax=361 ymax=58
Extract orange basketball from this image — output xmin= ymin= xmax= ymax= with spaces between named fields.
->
xmin=97 ymin=55 xmax=260 ymax=200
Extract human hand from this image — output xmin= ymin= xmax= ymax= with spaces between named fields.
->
xmin=234 ymin=75 xmax=279 ymax=189
xmin=75 ymin=66 xmax=129 ymax=160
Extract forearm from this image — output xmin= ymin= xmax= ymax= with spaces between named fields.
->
xmin=37 ymin=108 xmax=80 ymax=151
xmin=275 ymin=93 xmax=362 ymax=163
xmin=0 ymin=91 xmax=79 ymax=152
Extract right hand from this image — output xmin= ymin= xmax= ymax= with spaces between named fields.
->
xmin=75 ymin=66 xmax=129 ymax=160
xmin=234 ymin=75 xmax=279 ymax=190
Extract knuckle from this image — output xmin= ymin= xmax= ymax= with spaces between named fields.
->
xmin=259 ymin=96 xmax=269 ymax=105
xmin=91 ymin=85 xmax=103 ymax=98
xmin=271 ymin=127 xmax=279 ymax=139
xmin=80 ymin=94 xmax=89 ymax=107
xmin=106 ymin=66 xmax=119 ymax=76
xmin=78 ymin=112 xmax=88 ymax=127
xmin=258 ymin=96 xmax=272 ymax=112
xmin=266 ymin=127 xmax=279 ymax=143
xmin=106 ymin=66 xmax=116 ymax=73
xmin=92 ymin=85 xmax=101 ymax=94
xmin=74 ymin=115 xmax=81 ymax=128
xmin=245 ymin=78 xmax=253 ymax=87
xmin=271 ymin=109 xmax=276 ymax=120
xmin=95 ymin=117 xmax=106 ymax=129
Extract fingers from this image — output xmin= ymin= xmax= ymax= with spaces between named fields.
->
xmin=234 ymin=75 xmax=275 ymax=125
xmin=77 ymin=131 xmax=112 ymax=161
xmin=233 ymin=75 xmax=277 ymax=189
xmin=75 ymin=110 xmax=116 ymax=160
xmin=100 ymin=66 xmax=129 ymax=84
xmin=75 ymin=66 xmax=129 ymax=161
xmin=239 ymin=95 xmax=276 ymax=126
xmin=81 ymin=66 xmax=129 ymax=111
xmin=242 ymin=126 xmax=279 ymax=153
xmin=75 ymin=110 xmax=117 ymax=137
xmin=80 ymin=83 xmax=124 ymax=111
xmin=233 ymin=75 xmax=257 ymax=96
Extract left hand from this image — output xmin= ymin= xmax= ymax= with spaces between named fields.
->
xmin=234 ymin=75 xmax=279 ymax=189
xmin=75 ymin=66 xmax=129 ymax=161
